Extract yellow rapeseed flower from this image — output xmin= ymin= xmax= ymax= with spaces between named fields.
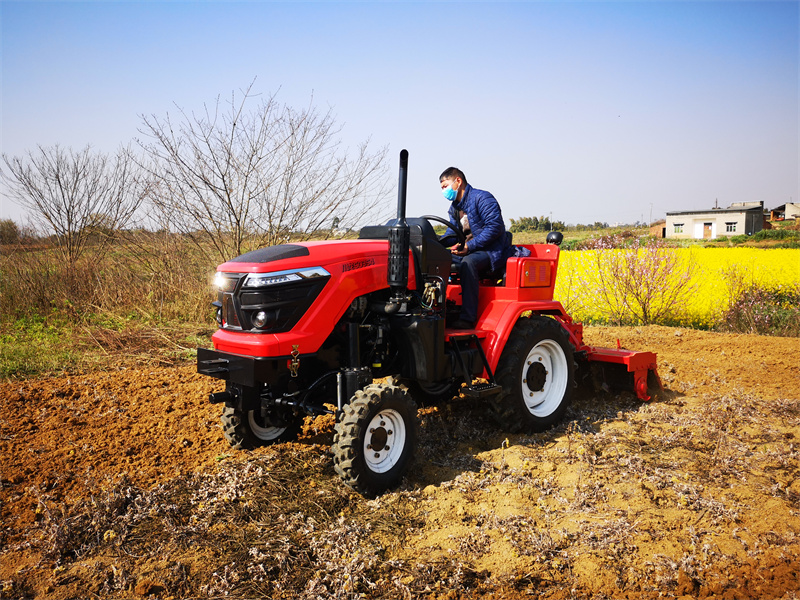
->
xmin=555 ymin=247 xmax=799 ymax=327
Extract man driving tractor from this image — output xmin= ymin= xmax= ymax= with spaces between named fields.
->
xmin=439 ymin=167 xmax=513 ymax=328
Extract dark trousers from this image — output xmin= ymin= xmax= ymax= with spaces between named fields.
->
xmin=451 ymin=251 xmax=491 ymax=323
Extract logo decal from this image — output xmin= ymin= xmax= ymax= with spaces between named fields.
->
xmin=342 ymin=258 xmax=375 ymax=272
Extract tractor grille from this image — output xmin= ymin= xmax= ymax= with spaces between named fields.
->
xmin=216 ymin=268 xmax=330 ymax=333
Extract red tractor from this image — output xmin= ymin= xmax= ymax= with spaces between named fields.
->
xmin=198 ymin=150 xmax=661 ymax=496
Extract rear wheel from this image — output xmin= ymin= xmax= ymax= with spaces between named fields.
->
xmin=490 ymin=317 xmax=574 ymax=432
xmin=333 ymin=381 xmax=418 ymax=496
xmin=221 ymin=405 xmax=302 ymax=449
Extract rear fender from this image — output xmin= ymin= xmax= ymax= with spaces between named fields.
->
xmin=455 ymin=243 xmax=578 ymax=373
xmin=478 ymin=301 xmax=578 ymax=374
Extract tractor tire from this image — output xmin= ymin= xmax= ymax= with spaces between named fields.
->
xmin=332 ymin=382 xmax=418 ymax=496
xmin=490 ymin=317 xmax=575 ymax=433
xmin=221 ymin=405 xmax=301 ymax=449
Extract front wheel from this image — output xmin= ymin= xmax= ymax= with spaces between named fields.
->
xmin=221 ymin=405 xmax=302 ymax=449
xmin=332 ymin=381 xmax=418 ymax=496
xmin=490 ymin=317 xmax=575 ymax=433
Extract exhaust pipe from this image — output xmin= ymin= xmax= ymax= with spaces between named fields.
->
xmin=396 ymin=149 xmax=409 ymax=223
xmin=387 ymin=149 xmax=410 ymax=306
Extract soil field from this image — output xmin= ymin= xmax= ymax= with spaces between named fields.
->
xmin=1 ymin=325 xmax=798 ymax=599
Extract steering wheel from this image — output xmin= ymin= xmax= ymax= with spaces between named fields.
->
xmin=422 ymin=215 xmax=467 ymax=248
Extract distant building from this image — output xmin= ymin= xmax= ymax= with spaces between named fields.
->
xmin=770 ymin=203 xmax=800 ymax=221
xmin=649 ymin=219 xmax=666 ymax=238
xmin=665 ymin=202 xmax=764 ymax=240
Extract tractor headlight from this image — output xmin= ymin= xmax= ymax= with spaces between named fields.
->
xmin=244 ymin=272 xmax=302 ymax=287
xmin=213 ymin=267 xmax=330 ymax=333
xmin=214 ymin=272 xmax=238 ymax=292
xmin=243 ymin=267 xmax=329 ymax=288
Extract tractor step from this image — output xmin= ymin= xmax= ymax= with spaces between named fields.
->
xmin=461 ymin=382 xmax=502 ymax=398
xmin=448 ymin=333 xmax=502 ymax=398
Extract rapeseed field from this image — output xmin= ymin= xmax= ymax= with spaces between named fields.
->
xmin=555 ymin=247 xmax=800 ymax=328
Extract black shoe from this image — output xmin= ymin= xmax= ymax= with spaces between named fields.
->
xmin=450 ymin=319 xmax=475 ymax=329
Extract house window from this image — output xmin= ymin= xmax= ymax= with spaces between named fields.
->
xmin=726 ymin=222 xmax=737 ymax=233
xmin=674 ymin=223 xmax=684 ymax=234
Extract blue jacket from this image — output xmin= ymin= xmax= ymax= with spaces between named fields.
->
xmin=447 ymin=184 xmax=513 ymax=272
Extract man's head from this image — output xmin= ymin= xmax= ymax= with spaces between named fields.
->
xmin=439 ymin=167 xmax=467 ymax=202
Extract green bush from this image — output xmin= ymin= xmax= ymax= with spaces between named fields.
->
xmin=752 ymin=228 xmax=800 ymax=241
xmin=0 ymin=219 xmax=20 ymax=245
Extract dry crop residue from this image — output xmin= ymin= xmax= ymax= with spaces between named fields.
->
xmin=1 ymin=325 xmax=798 ymax=599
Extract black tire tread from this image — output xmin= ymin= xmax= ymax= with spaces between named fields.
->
xmin=333 ymin=382 xmax=418 ymax=496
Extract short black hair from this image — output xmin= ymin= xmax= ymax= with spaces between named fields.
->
xmin=439 ymin=167 xmax=468 ymax=185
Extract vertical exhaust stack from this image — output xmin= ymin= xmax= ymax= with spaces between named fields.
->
xmin=387 ymin=149 xmax=410 ymax=305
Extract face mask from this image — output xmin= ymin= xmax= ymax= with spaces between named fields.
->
xmin=442 ymin=185 xmax=458 ymax=202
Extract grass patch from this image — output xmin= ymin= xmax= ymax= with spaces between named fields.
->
xmin=0 ymin=317 xmax=81 ymax=378
xmin=512 ymin=227 xmax=651 ymax=247
xmin=0 ymin=315 xmax=214 ymax=379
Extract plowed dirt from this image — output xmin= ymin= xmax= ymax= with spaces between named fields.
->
xmin=1 ymin=325 xmax=798 ymax=599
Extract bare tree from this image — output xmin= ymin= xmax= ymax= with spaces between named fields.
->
xmin=580 ymin=236 xmax=697 ymax=325
xmin=1 ymin=144 xmax=148 ymax=269
xmin=137 ymin=84 xmax=391 ymax=262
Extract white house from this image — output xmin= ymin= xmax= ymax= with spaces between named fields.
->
xmin=665 ymin=202 xmax=764 ymax=240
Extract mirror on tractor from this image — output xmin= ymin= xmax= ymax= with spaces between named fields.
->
xmin=546 ymin=231 xmax=563 ymax=246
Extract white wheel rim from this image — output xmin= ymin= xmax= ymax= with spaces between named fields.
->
xmin=521 ymin=339 xmax=569 ymax=417
xmin=363 ymin=408 xmax=406 ymax=473
xmin=248 ymin=411 xmax=287 ymax=441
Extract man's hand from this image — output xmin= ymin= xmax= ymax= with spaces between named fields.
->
xmin=451 ymin=244 xmax=468 ymax=256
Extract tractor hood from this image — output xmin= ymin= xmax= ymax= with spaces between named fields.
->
xmin=210 ymin=239 xmax=416 ymax=358
xmin=217 ymin=239 xmax=398 ymax=275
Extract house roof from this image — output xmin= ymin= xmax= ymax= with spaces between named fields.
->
xmin=666 ymin=206 xmax=762 ymax=217
xmin=771 ymin=202 xmax=800 ymax=211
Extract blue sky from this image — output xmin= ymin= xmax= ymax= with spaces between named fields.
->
xmin=2 ymin=1 xmax=798 ymax=227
